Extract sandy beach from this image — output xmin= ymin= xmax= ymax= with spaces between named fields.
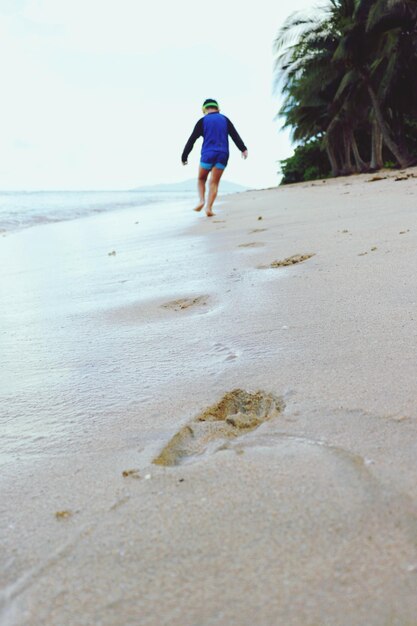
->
xmin=1 ymin=170 xmax=417 ymax=625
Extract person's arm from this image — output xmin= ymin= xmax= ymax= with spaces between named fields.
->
xmin=181 ymin=118 xmax=204 ymax=164
xmin=227 ymin=118 xmax=247 ymax=154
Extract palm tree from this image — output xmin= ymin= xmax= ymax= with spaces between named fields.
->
xmin=334 ymin=0 xmax=415 ymax=167
xmin=275 ymin=1 xmax=370 ymax=176
xmin=275 ymin=0 xmax=417 ymax=178
xmin=275 ymin=8 xmax=346 ymax=175
xmin=366 ymin=0 xmax=417 ymax=161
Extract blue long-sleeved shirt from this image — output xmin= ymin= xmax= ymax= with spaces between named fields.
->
xmin=181 ymin=112 xmax=247 ymax=163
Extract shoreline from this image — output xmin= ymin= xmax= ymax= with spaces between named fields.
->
xmin=2 ymin=172 xmax=417 ymax=624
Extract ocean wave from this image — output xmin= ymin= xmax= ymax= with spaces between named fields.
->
xmin=0 ymin=190 xmax=194 ymax=233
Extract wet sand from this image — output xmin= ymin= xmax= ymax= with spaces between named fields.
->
xmin=1 ymin=170 xmax=417 ymax=625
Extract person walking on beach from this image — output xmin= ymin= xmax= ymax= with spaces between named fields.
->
xmin=181 ymin=99 xmax=248 ymax=217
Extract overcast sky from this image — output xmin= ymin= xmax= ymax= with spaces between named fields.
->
xmin=0 ymin=0 xmax=315 ymax=190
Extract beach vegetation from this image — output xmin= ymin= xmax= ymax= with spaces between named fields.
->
xmin=279 ymin=139 xmax=331 ymax=183
xmin=275 ymin=0 xmax=417 ymax=183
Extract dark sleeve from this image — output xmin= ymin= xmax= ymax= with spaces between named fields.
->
xmin=227 ymin=118 xmax=247 ymax=152
xmin=181 ymin=118 xmax=204 ymax=162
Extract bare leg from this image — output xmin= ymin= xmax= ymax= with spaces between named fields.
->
xmin=206 ymin=167 xmax=224 ymax=216
xmin=194 ymin=167 xmax=209 ymax=211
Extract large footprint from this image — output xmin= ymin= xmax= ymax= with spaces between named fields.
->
xmin=237 ymin=242 xmax=265 ymax=248
xmin=161 ymin=295 xmax=209 ymax=312
xmin=259 ymin=253 xmax=315 ymax=269
xmin=153 ymin=389 xmax=284 ymax=466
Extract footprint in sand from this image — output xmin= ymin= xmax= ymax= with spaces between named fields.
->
xmin=366 ymin=175 xmax=387 ymax=183
xmin=153 ymin=389 xmax=284 ymax=466
xmin=258 ymin=254 xmax=315 ymax=269
xmin=161 ymin=295 xmax=209 ymax=312
xmin=237 ymin=242 xmax=265 ymax=248
xmin=358 ymin=247 xmax=377 ymax=256
xmin=210 ymin=341 xmax=239 ymax=363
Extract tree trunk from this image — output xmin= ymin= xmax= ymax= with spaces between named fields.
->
xmin=366 ymin=81 xmax=413 ymax=168
xmin=392 ymin=112 xmax=415 ymax=166
xmin=351 ymin=132 xmax=368 ymax=172
xmin=370 ymin=119 xmax=384 ymax=170
xmin=325 ymin=142 xmax=340 ymax=177
xmin=325 ymin=116 xmax=343 ymax=176
xmin=341 ymin=128 xmax=355 ymax=175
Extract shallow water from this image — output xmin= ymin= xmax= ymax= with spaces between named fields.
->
xmin=0 ymin=190 xmax=194 ymax=232
xmin=0 ymin=198 xmax=204 ymax=466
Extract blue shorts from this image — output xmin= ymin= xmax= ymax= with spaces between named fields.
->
xmin=200 ymin=150 xmax=229 ymax=171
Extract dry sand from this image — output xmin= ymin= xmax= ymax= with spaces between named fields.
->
xmin=1 ymin=169 xmax=417 ymax=625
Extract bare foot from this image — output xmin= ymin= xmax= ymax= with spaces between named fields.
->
xmin=206 ymin=211 xmax=215 ymax=217
xmin=193 ymin=202 xmax=204 ymax=212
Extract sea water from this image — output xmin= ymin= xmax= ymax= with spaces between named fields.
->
xmin=0 ymin=190 xmax=195 ymax=233
xmin=0 ymin=190 xmax=205 ymax=467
